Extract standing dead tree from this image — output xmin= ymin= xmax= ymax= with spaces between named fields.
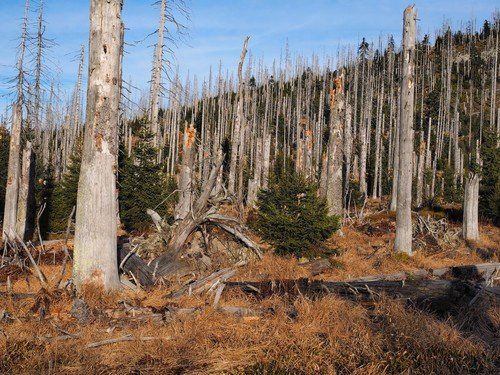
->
xmin=2 ymin=0 xmax=30 ymax=241
xmin=73 ymin=0 xmax=124 ymax=290
xmin=395 ymin=5 xmax=416 ymax=255
xmin=228 ymin=36 xmax=250 ymax=197
xmin=325 ymin=73 xmax=345 ymax=216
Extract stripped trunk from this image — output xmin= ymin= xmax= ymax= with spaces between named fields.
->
xmin=463 ymin=173 xmax=480 ymax=241
xmin=325 ymin=76 xmax=345 ymax=216
xmin=149 ymin=0 xmax=166 ymax=150
xmin=15 ymin=142 xmax=36 ymax=241
xmin=175 ymin=124 xmax=196 ymax=220
xmin=2 ymin=102 xmax=23 ymax=240
xmin=2 ymin=0 xmax=28 ymax=241
xmin=73 ymin=0 xmax=124 ymax=290
xmin=395 ymin=6 xmax=416 ymax=255
xmin=228 ymin=37 xmax=250 ymax=196
xmin=415 ymin=131 xmax=425 ymax=207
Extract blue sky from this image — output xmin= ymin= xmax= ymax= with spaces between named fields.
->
xmin=0 ymin=0 xmax=496 ymax=115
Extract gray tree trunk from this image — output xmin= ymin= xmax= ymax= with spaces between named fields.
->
xmin=395 ymin=6 xmax=416 ymax=255
xmin=463 ymin=173 xmax=480 ymax=241
xmin=2 ymin=102 xmax=23 ymax=240
xmin=73 ymin=0 xmax=124 ymax=290
xmin=15 ymin=141 xmax=36 ymax=241
xmin=326 ymin=75 xmax=345 ymax=216
xmin=175 ymin=124 xmax=196 ymax=220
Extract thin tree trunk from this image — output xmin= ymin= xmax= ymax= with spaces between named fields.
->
xmin=2 ymin=102 xmax=23 ymax=240
xmin=175 ymin=124 xmax=196 ymax=220
xmin=16 ymin=142 xmax=36 ymax=241
xmin=395 ymin=6 xmax=416 ymax=255
xmin=326 ymin=75 xmax=345 ymax=216
xmin=463 ymin=173 xmax=480 ymax=241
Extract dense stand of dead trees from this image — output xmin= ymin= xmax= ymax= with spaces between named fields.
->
xmin=1 ymin=2 xmax=499 ymax=289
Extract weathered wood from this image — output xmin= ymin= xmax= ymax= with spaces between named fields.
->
xmin=395 ymin=5 xmax=417 ymax=254
xmin=348 ymin=263 xmax=500 ymax=285
xmin=463 ymin=172 xmax=480 ymax=241
xmin=118 ymin=242 xmax=155 ymax=287
xmin=325 ymin=74 xmax=345 ymax=216
xmin=15 ymin=141 xmax=36 ymax=241
xmin=165 ymin=264 xmax=244 ymax=298
xmin=300 ymin=258 xmax=332 ymax=276
xmin=73 ymin=0 xmax=124 ymax=290
xmin=2 ymin=102 xmax=23 ymax=241
xmin=225 ymin=278 xmax=499 ymax=313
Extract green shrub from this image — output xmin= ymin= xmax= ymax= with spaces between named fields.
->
xmin=252 ymin=172 xmax=340 ymax=257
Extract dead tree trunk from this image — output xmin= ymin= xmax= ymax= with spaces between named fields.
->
xmin=228 ymin=36 xmax=250 ymax=196
xmin=2 ymin=0 xmax=28 ymax=241
xmin=73 ymin=0 xmax=124 ymax=290
xmin=326 ymin=75 xmax=345 ymax=216
xmin=175 ymin=124 xmax=196 ymax=221
xmin=2 ymin=102 xmax=22 ymax=240
xmin=395 ymin=6 xmax=416 ymax=255
xmin=463 ymin=172 xmax=480 ymax=241
xmin=15 ymin=141 xmax=36 ymax=241
xmin=149 ymin=0 xmax=166 ymax=151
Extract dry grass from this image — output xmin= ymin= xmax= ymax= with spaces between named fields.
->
xmin=1 ymin=211 xmax=499 ymax=374
xmin=1 ymin=290 xmax=498 ymax=374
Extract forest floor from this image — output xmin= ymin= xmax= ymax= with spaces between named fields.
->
xmin=1 ymin=202 xmax=499 ymax=374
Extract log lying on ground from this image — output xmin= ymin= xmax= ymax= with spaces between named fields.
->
xmin=224 ymin=278 xmax=500 ymax=312
xmin=118 ymin=243 xmax=155 ymax=287
xmin=347 ymin=262 xmax=500 ymax=285
xmin=165 ymin=261 xmax=247 ymax=298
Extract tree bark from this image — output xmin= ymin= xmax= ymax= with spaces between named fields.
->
xmin=15 ymin=141 xmax=36 ymax=241
xmin=395 ymin=6 xmax=416 ymax=255
xmin=463 ymin=172 xmax=480 ymax=241
xmin=326 ymin=75 xmax=345 ymax=216
xmin=175 ymin=124 xmax=196 ymax=220
xmin=73 ymin=0 xmax=124 ymax=290
xmin=2 ymin=102 xmax=22 ymax=240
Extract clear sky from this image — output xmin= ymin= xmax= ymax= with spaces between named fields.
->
xmin=0 ymin=0 xmax=496 ymax=116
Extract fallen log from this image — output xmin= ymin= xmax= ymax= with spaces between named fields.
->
xmin=118 ymin=243 xmax=155 ymax=287
xmin=224 ymin=278 xmax=500 ymax=312
xmin=346 ymin=262 xmax=500 ymax=285
xmin=166 ymin=261 xmax=247 ymax=298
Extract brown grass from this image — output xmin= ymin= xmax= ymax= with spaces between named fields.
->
xmin=1 ymin=211 xmax=499 ymax=374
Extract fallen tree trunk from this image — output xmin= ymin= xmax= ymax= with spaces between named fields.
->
xmin=346 ymin=262 xmax=500 ymax=285
xmin=224 ymin=278 xmax=499 ymax=313
xmin=118 ymin=243 xmax=155 ymax=287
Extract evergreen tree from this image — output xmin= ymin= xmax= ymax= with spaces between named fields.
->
xmin=479 ymin=132 xmax=500 ymax=224
xmin=252 ymin=170 xmax=340 ymax=257
xmin=48 ymin=143 xmax=82 ymax=232
xmin=36 ymin=164 xmax=55 ymax=238
xmin=119 ymin=118 xmax=175 ymax=231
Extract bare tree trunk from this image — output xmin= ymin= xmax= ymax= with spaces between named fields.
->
xmin=395 ymin=6 xmax=416 ymax=255
xmin=415 ymin=131 xmax=425 ymax=207
xmin=16 ymin=142 xmax=36 ymax=241
xmin=326 ymin=75 xmax=345 ymax=216
xmin=149 ymin=0 xmax=166 ymax=151
xmin=175 ymin=124 xmax=196 ymax=220
xmin=228 ymin=37 xmax=250 ymax=196
xmin=2 ymin=0 xmax=28 ymax=241
xmin=463 ymin=172 xmax=480 ymax=241
xmin=73 ymin=0 xmax=124 ymax=290
xmin=2 ymin=102 xmax=23 ymax=240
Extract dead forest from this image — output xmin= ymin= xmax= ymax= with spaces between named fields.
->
xmin=0 ymin=1 xmax=499 ymax=374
